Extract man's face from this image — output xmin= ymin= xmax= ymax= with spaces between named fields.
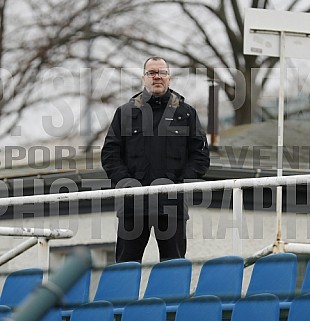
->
xmin=142 ymin=59 xmax=171 ymax=96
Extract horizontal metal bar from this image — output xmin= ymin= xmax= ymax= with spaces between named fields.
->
xmin=250 ymin=28 xmax=310 ymax=37
xmin=0 ymin=174 xmax=309 ymax=208
xmin=0 ymin=227 xmax=73 ymax=239
xmin=284 ymin=242 xmax=310 ymax=254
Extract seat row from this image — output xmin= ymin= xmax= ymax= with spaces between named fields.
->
xmin=0 ymin=252 xmax=308 ymax=320
xmin=3 ymin=292 xmax=309 ymax=321
xmin=65 ymin=292 xmax=310 ymax=321
xmin=85 ymin=252 xmax=308 ymax=314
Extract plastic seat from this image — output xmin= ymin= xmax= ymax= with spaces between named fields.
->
xmin=0 ymin=268 xmax=43 ymax=308
xmin=0 ymin=305 xmax=11 ymax=321
xmin=70 ymin=300 xmax=114 ymax=321
xmin=143 ymin=258 xmax=192 ymax=305
xmin=3 ymin=306 xmax=61 ymax=321
xmin=175 ymin=295 xmax=222 ymax=321
xmin=121 ymin=298 xmax=166 ymax=321
xmin=61 ymin=269 xmax=91 ymax=318
xmin=63 ymin=269 xmax=91 ymax=306
xmin=94 ymin=262 xmax=141 ymax=308
xmin=300 ymin=260 xmax=310 ymax=294
xmin=287 ymin=293 xmax=310 ymax=321
xmin=231 ymin=293 xmax=280 ymax=321
xmin=194 ymin=256 xmax=244 ymax=305
xmin=246 ymin=253 xmax=297 ymax=301
xmin=40 ymin=308 xmax=62 ymax=321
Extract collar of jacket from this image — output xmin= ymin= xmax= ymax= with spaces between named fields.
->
xmin=130 ymin=88 xmax=183 ymax=109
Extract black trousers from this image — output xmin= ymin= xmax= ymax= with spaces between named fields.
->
xmin=116 ymin=215 xmax=187 ymax=263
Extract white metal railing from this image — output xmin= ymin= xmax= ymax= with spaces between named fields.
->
xmin=0 ymin=174 xmax=309 ymax=205
xmin=0 ymin=227 xmax=73 ymax=268
xmin=0 ymin=174 xmax=310 ymax=267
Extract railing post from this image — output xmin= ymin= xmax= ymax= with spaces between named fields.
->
xmin=0 ymin=228 xmax=72 ymax=268
xmin=37 ymin=238 xmax=49 ymax=278
xmin=233 ymin=187 xmax=243 ymax=256
xmin=275 ymin=31 xmax=286 ymax=244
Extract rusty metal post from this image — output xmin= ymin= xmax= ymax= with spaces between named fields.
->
xmin=207 ymin=81 xmax=219 ymax=150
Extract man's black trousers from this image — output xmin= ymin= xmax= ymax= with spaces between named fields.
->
xmin=116 ymin=215 xmax=187 ymax=263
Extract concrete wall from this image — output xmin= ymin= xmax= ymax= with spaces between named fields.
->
xmin=1 ymin=208 xmax=309 ymax=297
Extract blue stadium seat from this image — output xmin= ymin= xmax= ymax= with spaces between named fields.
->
xmin=246 ymin=253 xmax=297 ymax=301
xmin=231 ymin=293 xmax=280 ymax=321
xmin=40 ymin=308 xmax=62 ymax=321
xmin=70 ymin=300 xmax=114 ymax=321
xmin=301 ymin=260 xmax=310 ymax=294
xmin=61 ymin=269 xmax=91 ymax=318
xmin=2 ymin=305 xmax=61 ymax=321
xmin=287 ymin=293 xmax=310 ymax=321
xmin=121 ymin=298 xmax=166 ymax=321
xmin=0 ymin=305 xmax=11 ymax=321
xmin=0 ymin=268 xmax=43 ymax=308
xmin=63 ymin=269 xmax=91 ymax=306
xmin=174 ymin=295 xmax=222 ymax=321
xmin=143 ymin=258 xmax=192 ymax=310
xmin=94 ymin=262 xmax=141 ymax=309
xmin=194 ymin=256 xmax=244 ymax=308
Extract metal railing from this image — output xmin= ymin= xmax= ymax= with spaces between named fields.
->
xmin=0 ymin=227 xmax=73 ymax=269
xmin=0 ymin=174 xmax=310 ymax=267
xmin=9 ymin=247 xmax=91 ymax=321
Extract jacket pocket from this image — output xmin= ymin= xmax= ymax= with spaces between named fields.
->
xmin=166 ymin=127 xmax=188 ymax=170
xmin=125 ymin=127 xmax=144 ymax=156
xmin=166 ymin=126 xmax=189 ymax=137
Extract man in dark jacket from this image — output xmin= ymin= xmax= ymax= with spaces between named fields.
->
xmin=101 ymin=56 xmax=210 ymax=262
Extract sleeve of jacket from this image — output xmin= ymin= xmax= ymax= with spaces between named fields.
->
xmin=101 ymin=107 xmax=132 ymax=185
xmin=181 ymin=106 xmax=210 ymax=180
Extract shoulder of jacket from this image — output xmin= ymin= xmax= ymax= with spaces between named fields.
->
xmin=173 ymin=97 xmax=195 ymax=115
xmin=183 ymin=101 xmax=196 ymax=113
xmin=169 ymin=89 xmax=194 ymax=112
xmin=130 ymin=91 xmax=143 ymax=108
xmin=117 ymin=97 xmax=139 ymax=114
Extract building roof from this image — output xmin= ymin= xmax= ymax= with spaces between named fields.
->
xmin=0 ymin=120 xmax=308 ymax=219
xmin=0 ymin=120 xmax=309 ymax=184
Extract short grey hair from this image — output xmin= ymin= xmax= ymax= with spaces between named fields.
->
xmin=143 ymin=56 xmax=170 ymax=72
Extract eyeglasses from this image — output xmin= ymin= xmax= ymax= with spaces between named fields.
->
xmin=144 ymin=70 xmax=170 ymax=78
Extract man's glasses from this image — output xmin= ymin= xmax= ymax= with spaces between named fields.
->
xmin=144 ymin=70 xmax=170 ymax=78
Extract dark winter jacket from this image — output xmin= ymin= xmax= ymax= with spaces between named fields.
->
xmin=101 ymin=88 xmax=210 ymax=219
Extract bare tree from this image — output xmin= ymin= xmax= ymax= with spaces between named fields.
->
xmin=113 ymin=0 xmax=310 ymax=125
xmin=0 ymin=0 xmax=152 ymax=145
xmin=1 ymin=0 xmax=309 ymax=150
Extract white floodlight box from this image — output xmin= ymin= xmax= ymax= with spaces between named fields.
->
xmin=244 ymin=8 xmax=310 ymax=242
xmin=244 ymin=8 xmax=310 ymax=59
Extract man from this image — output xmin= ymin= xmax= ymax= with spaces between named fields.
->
xmin=101 ymin=56 xmax=210 ymax=263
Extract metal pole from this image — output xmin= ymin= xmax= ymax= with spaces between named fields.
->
xmin=232 ymin=188 xmax=243 ymax=256
xmin=82 ymin=0 xmax=94 ymax=144
xmin=284 ymin=242 xmax=310 ymax=254
xmin=244 ymin=243 xmax=274 ymax=267
xmin=0 ymin=237 xmax=38 ymax=267
xmin=0 ymin=227 xmax=73 ymax=239
xmin=37 ymin=238 xmax=49 ymax=275
xmin=0 ymin=175 xmax=309 ymax=207
xmin=276 ymin=31 xmax=286 ymax=242
xmin=8 ymin=247 xmax=92 ymax=321
xmin=207 ymin=81 xmax=219 ymax=149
